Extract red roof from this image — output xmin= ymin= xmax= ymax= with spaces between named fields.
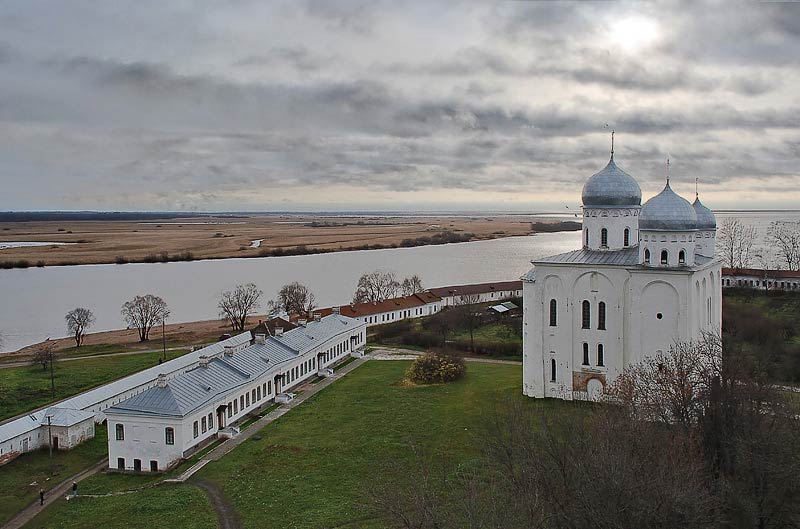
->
xmin=428 ymin=280 xmax=523 ymax=298
xmin=314 ymin=291 xmax=443 ymax=319
xmin=722 ymin=267 xmax=800 ymax=279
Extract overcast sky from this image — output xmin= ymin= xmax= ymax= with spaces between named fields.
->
xmin=1 ymin=1 xmax=798 ymax=212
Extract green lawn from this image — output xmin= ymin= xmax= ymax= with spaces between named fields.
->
xmin=0 ymin=427 xmax=108 ymax=525
xmin=0 ymin=349 xmax=189 ymax=421
xmin=452 ymin=321 xmax=521 ymax=344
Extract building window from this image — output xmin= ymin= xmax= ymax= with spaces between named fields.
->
xmin=268 ymin=381 xmax=272 ymax=395
xmin=150 ymin=460 xmax=158 ymax=472
xmin=134 ymin=459 xmax=142 ymax=472
xmin=115 ymin=424 xmax=124 ymax=441
xmin=584 ymin=228 xmax=589 ymax=247
xmin=581 ymin=300 xmax=590 ymax=329
xmin=550 ymin=358 xmax=556 ymax=382
xmin=193 ymin=421 xmax=199 ymax=438
xmin=227 ymin=403 xmax=232 ymax=418
xmin=246 ymin=393 xmax=250 ymax=407
xmin=582 ymin=343 xmax=589 ymax=366
xmin=233 ymin=400 xmax=238 ymax=414
xmin=165 ymin=427 xmax=174 ymax=445
xmin=201 ymin=417 xmax=207 ymax=433
xmin=678 ymin=250 xmax=686 ymax=264
xmin=252 ymin=388 xmax=256 ymax=402
xmin=117 ymin=457 xmax=125 ymax=470
xmin=257 ymin=387 xmax=261 ymax=401
xmin=623 ymin=228 xmax=630 ymax=247
xmin=549 ymin=299 xmax=557 ymax=326
xmin=598 ymin=302 xmax=606 ymax=330
xmin=597 ymin=344 xmax=605 ymax=367
xmin=660 ymin=250 xmax=668 ymax=265
xmin=207 ymin=413 xmax=213 ymax=429
xmin=644 ymin=248 xmax=650 ymax=264
xmin=240 ymin=396 xmax=245 ymax=410
xmin=601 ymin=228 xmax=608 ymax=247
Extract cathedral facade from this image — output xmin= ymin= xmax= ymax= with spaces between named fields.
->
xmin=522 ymin=152 xmax=721 ymax=400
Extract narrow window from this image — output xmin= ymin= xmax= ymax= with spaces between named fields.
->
xmin=134 ymin=459 xmax=142 ymax=472
xmin=581 ymin=300 xmax=590 ymax=329
xmin=268 ymin=380 xmax=272 ymax=395
xmin=207 ymin=413 xmax=213 ymax=429
xmin=193 ymin=421 xmax=199 ymax=438
xmin=597 ymin=344 xmax=605 ymax=367
xmin=257 ymin=386 xmax=261 ymax=401
xmin=227 ymin=403 xmax=232 ymax=418
xmin=240 ymin=395 xmax=244 ymax=410
xmin=582 ymin=343 xmax=589 ymax=366
xmin=165 ymin=427 xmax=174 ymax=445
xmin=201 ymin=416 xmax=207 ymax=433
xmin=246 ymin=393 xmax=250 ymax=407
xmin=601 ymin=228 xmax=608 ymax=247
xmin=251 ymin=388 xmax=256 ymax=402
xmin=115 ymin=424 xmax=124 ymax=441
xmin=549 ymin=299 xmax=557 ymax=327
xmin=661 ymin=250 xmax=668 ymax=265
xmin=550 ymin=358 xmax=556 ymax=382
xmin=644 ymin=248 xmax=650 ymax=264
xmin=584 ymin=228 xmax=589 ymax=247
xmin=678 ymin=250 xmax=686 ymax=264
xmin=233 ymin=400 xmax=238 ymax=414
xmin=623 ymin=228 xmax=630 ymax=247
xmin=598 ymin=302 xmax=606 ymax=330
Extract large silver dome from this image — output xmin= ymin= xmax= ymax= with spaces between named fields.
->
xmin=692 ymin=196 xmax=716 ymax=229
xmin=639 ymin=183 xmax=697 ymax=231
xmin=581 ymin=156 xmax=642 ymax=207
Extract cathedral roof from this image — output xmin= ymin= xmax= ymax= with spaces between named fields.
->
xmin=692 ymin=196 xmax=716 ymax=229
xmin=581 ymin=156 xmax=642 ymax=207
xmin=639 ymin=182 xmax=697 ymax=231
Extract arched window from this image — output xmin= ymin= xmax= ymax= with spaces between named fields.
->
xmin=644 ymin=248 xmax=650 ymax=264
xmin=678 ymin=249 xmax=686 ymax=264
xmin=597 ymin=344 xmax=605 ymax=366
xmin=623 ymin=228 xmax=630 ymax=247
xmin=165 ymin=427 xmax=174 ymax=445
xmin=660 ymin=250 xmax=668 ymax=265
xmin=549 ymin=299 xmax=557 ymax=326
xmin=550 ymin=358 xmax=557 ymax=382
xmin=581 ymin=300 xmax=590 ymax=329
xmin=115 ymin=424 xmax=124 ymax=441
xmin=601 ymin=228 xmax=608 ymax=247
xmin=584 ymin=228 xmax=589 ymax=247
xmin=598 ymin=302 xmax=606 ymax=330
xmin=582 ymin=343 xmax=589 ymax=366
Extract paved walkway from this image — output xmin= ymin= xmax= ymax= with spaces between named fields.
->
xmin=2 ymin=459 xmax=107 ymax=529
xmin=370 ymin=346 xmax=521 ymax=365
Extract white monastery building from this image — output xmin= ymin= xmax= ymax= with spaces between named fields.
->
xmin=522 ymin=148 xmax=722 ymax=400
xmin=105 ymin=313 xmax=366 ymax=472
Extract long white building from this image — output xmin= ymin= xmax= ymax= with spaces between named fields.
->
xmin=522 ymin=150 xmax=722 ymax=400
xmin=104 ymin=313 xmax=366 ymax=472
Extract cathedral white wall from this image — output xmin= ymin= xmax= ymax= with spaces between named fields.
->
xmin=582 ymin=207 xmax=640 ymax=251
xmin=639 ymin=230 xmax=697 ymax=267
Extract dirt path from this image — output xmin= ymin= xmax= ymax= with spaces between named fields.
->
xmin=370 ymin=347 xmax=522 ymax=365
xmin=190 ymin=479 xmax=242 ymax=529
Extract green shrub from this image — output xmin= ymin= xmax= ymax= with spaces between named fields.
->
xmin=406 ymin=351 xmax=466 ymax=384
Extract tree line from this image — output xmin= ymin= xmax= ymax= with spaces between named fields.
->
xmin=719 ymin=217 xmax=800 ymax=271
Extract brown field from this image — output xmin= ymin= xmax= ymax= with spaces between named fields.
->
xmin=0 ymin=213 xmax=560 ymax=266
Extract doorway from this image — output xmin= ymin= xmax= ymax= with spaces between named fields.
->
xmin=133 ymin=459 xmax=142 ymax=472
xmin=52 ymin=436 xmax=59 ymax=450
xmin=216 ymin=405 xmax=226 ymax=430
xmin=150 ymin=460 xmax=158 ymax=472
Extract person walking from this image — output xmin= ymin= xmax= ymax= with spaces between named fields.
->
xmin=39 ymin=489 xmax=44 ymax=506
xmin=72 ymin=481 xmax=77 ymax=498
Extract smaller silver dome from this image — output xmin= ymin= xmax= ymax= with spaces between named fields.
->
xmin=692 ymin=196 xmax=716 ymax=229
xmin=582 ymin=156 xmax=642 ymax=207
xmin=640 ymin=182 xmax=697 ymax=231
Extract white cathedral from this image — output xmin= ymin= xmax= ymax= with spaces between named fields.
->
xmin=522 ymin=147 xmax=722 ymax=400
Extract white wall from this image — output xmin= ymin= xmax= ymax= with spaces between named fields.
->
xmin=582 ymin=207 xmax=640 ymax=251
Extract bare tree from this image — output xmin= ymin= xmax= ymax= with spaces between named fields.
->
xmin=717 ymin=218 xmax=757 ymax=268
xmin=353 ymin=271 xmax=401 ymax=304
xmin=767 ymin=221 xmax=800 ymax=271
xmin=218 ymin=283 xmax=263 ymax=331
xmin=269 ymin=282 xmax=316 ymax=317
xmin=31 ymin=340 xmax=58 ymax=398
xmin=454 ymin=294 xmax=482 ymax=353
xmin=400 ymin=275 xmax=424 ymax=296
xmin=121 ymin=294 xmax=170 ymax=341
xmin=64 ymin=307 xmax=95 ymax=347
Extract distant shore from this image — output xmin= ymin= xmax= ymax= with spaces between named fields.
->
xmin=0 ymin=213 xmax=578 ymax=268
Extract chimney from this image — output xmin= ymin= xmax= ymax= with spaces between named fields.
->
xmin=223 ymin=345 xmax=235 ymax=357
xmin=275 ymin=327 xmax=284 ymax=336
xmin=298 ymin=318 xmax=307 ymax=327
xmin=199 ymin=355 xmax=210 ymax=367
xmin=313 ymin=313 xmax=321 ymax=322
xmin=332 ymin=306 xmax=340 ymax=315
xmin=254 ymin=333 xmax=267 ymax=345
xmin=156 ymin=373 xmax=167 ymax=388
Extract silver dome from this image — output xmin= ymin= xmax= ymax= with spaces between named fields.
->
xmin=692 ymin=196 xmax=716 ymax=229
xmin=581 ymin=156 xmax=642 ymax=207
xmin=639 ymin=182 xmax=698 ymax=231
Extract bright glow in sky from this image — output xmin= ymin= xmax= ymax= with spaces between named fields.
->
xmin=610 ymin=16 xmax=660 ymax=53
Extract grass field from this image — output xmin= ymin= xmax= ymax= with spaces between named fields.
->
xmin=0 ymin=428 xmax=108 ymax=525
xmin=0 ymin=349 xmax=189 ymax=421
xmin=20 ymin=360 xmax=543 ymax=529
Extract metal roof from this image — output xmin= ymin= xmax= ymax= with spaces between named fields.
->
xmin=40 ymin=407 xmax=95 ymax=427
xmin=640 ymin=182 xmax=698 ymax=231
xmin=535 ymin=247 xmax=640 ymax=266
xmin=581 ymin=156 xmax=642 ymax=207
xmin=692 ymin=196 xmax=716 ymax=229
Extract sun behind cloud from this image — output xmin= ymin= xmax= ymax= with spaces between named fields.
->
xmin=609 ymin=15 xmax=660 ymax=53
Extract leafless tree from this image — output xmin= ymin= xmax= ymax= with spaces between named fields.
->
xmin=218 ymin=283 xmax=263 ymax=331
xmin=718 ymin=217 xmax=757 ymax=268
xmin=454 ymin=294 xmax=482 ymax=352
xmin=767 ymin=221 xmax=800 ymax=271
xmin=31 ymin=340 xmax=56 ymax=371
xmin=121 ymin=294 xmax=170 ymax=341
xmin=353 ymin=271 xmax=401 ymax=303
xmin=269 ymin=282 xmax=316 ymax=317
xmin=64 ymin=307 xmax=95 ymax=347
xmin=401 ymin=275 xmax=424 ymax=296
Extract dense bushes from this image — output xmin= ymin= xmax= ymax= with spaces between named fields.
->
xmin=406 ymin=351 xmax=466 ymax=384
xmin=399 ymin=231 xmax=473 ymax=248
xmin=0 ymin=260 xmax=30 ymax=269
